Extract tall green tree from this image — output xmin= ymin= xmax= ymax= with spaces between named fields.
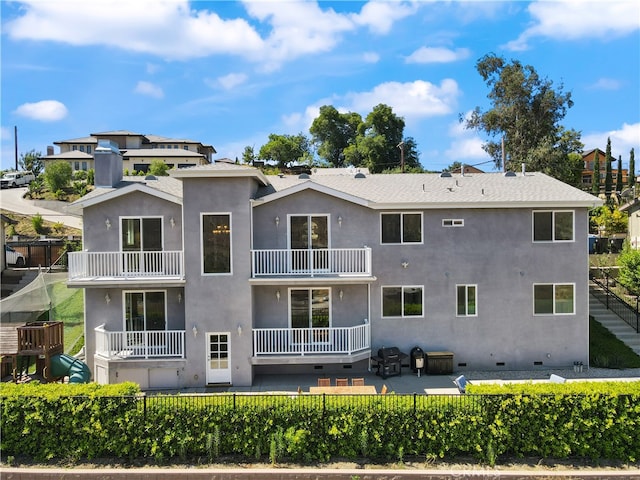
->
xmin=242 ymin=146 xmax=256 ymax=165
xmin=19 ymin=149 xmax=44 ymax=176
xmin=629 ymin=148 xmax=635 ymax=190
xmin=258 ymin=133 xmax=311 ymax=169
xmin=309 ymin=105 xmax=361 ymax=167
xmin=591 ymin=149 xmax=600 ymax=195
xmin=463 ymin=54 xmax=578 ymax=180
xmin=616 ymin=155 xmax=624 ymax=194
xmin=605 ymin=137 xmax=613 ymax=201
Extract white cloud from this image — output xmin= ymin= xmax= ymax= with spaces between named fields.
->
xmin=342 ymin=79 xmax=461 ymax=120
xmin=0 ymin=127 xmax=11 ymax=141
xmin=505 ymin=1 xmax=640 ymax=51
xmin=4 ymin=1 xmax=414 ymax=71
xmin=216 ymin=73 xmax=248 ymax=90
xmin=405 ymin=46 xmax=471 ymax=64
xmin=14 ymin=100 xmax=68 ymax=121
xmin=587 ymin=78 xmax=622 ymax=91
xmin=134 ymin=81 xmax=164 ymax=99
xmin=362 ymin=52 xmax=380 ymax=64
xmin=581 ymin=122 xmax=640 ymax=161
xmin=351 ymin=1 xmax=417 ymax=35
xmin=444 ymin=112 xmax=491 ymax=162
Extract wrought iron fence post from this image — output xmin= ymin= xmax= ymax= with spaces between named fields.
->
xmin=605 ymin=272 xmax=610 ymax=309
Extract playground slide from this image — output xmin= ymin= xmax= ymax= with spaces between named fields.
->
xmin=49 ymin=354 xmax=91 ymax=383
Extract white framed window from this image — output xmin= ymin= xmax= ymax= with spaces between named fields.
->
xmin=382 ymin=286 xmax=423 ymax=318
xmin=443 ymin=219 xmax=464 ymax=227
xmin=533 ymin=211 xmax=574 ymax=242
xmin=533 ymin=283 xmax=575 ymax=315
xmin=123 ymin=290 xmax=167 ymax=331
xmin=289 ymin=288 xmax=331 ymax=329
xmin=456 ymin=284 xmax=477 ymax=316
xmin=201 ymin=213 xmax=232 ymax=275
xmin=381 ymin=212 xmax=422 ymax=244
xmin=87 ymin=146 xmax=92 ymax=154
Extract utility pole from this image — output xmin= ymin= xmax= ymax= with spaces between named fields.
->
xmin=397 ymin=141 xmax=405 ymax=173
xmin=14 ymin=126 xmax=18 ymax=170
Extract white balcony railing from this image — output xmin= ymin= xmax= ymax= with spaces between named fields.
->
xmin=68 ymin=251 xmax=183 ymax=281
xmin=251 ymin=248 xmax=372 ymax=277
xmin=253 ymin=323 xmax=369 ymax=356
xmin=95 ymin=325 xmax=185 ymax=359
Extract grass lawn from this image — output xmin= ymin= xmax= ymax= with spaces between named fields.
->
xmin=589 ymin=315 xmax=640 ymax=368
xmin=47 ymin=281 xmax=84 ymax=356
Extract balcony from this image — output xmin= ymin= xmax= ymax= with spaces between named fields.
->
xmin=251 ymin=248 xmax=372 ymax=278
xmin=252 ymin=323 xmax=370 ymax=361
xmin=95 ymin=325 xmax=185 ymax=359
xmin=68 ymin=251 xmax=184 ymax=285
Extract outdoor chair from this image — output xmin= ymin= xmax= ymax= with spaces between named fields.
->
xmin=380 ymin=384 xmax=388 ymax=395
xmin=351 ymin=378 xmax=365 ymax=386
xmin=335 ymin=378 xmax=349 ymax=386
xmin=317 ymin=378 xmax=330 ymax=387
xmin=453 ymin=375 xmax=468 ymax=394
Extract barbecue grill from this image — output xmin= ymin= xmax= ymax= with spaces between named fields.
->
xmin=371 ymin=346 xmax=408 ymax=379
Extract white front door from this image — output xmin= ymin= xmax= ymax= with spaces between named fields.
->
xmin=206 ymin=332 xmax=231 ymax=384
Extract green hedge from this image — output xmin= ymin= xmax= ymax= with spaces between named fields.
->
xmin=1 ymin=382 xmax=639 ymax=464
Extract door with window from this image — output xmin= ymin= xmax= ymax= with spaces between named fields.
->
xmin=290 ymin=288 xmax=331 ymax=346
xmin=289 ymin=215 xmax=328 ymax=272
xmin=121 ymin=217 xmax=163 ymax=274
xmin=206 ymin=333 xmax=231 ymax=384
xmin=124 ymin=291 xmax=166 ymax=356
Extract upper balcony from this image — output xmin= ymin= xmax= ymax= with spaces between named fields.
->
xmin=251 ymin=247 xmax=372 ymax=280
xmin=67 ymin=251 xmax=185 ymax=287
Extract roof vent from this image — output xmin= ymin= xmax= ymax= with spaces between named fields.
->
xmin=504 ymin=171 xmax=517 ymax=177
xmin=440 ymin=172 xmax=452 ymax=178
xmin=354 ymin=172 xmax=366 ymax=179
xmin=145 ymin=175 xmax=157 ymax=181
xmin=298 ymin=173 xmax=310 ymax=179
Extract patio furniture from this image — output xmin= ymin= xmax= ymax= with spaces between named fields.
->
xmin=335 ymin=378 xmax=348 ymax=386
xmin=309 ymin=385 xmax=377 ymax=394
xmin=351 ymin=377 xmax=365 ymax=386
xmin=453 ymin=375 xmax=468 ymax=394
xmin=317 ymin=378 xmax=331 ymax=387
xmin=371 ymin=346 xmax=407 ymax=379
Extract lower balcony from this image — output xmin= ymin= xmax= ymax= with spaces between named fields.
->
xmin=251 ymin=324 xmax=370 ymax=365
xmin=95 ymin=325 xmax=185 ymax=359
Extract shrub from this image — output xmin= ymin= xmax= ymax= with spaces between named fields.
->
xmin=44 ymin=161 xmax=72 ymax=192
xmin=617 ymin=241 xmax=640 ymax=295
xmin=31 ymin=213 xmax=45 ymax=234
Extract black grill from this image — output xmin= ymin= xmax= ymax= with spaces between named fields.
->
xmin=372 ymin=347 xmax=407 ymax=379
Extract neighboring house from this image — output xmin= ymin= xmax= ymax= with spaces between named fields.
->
xmin=67 ymin=146 xmax=603 ymax=389
xmin=581 ymin=148 xmax=629 ymax=193
xmin=42 ymin=130 xmax=216 ymax=173
xmin=620 ymin=198 xmax=640 ymax=249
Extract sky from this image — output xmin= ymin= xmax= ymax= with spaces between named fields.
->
xmin=1 ymin=0 xmax=639 ymax=174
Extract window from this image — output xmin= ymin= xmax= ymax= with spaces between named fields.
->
xmin=381 ymin=213 xmax=422 ymax=244
xmin=443 ymin=219 xmax=464 ymax=227
xmin=82 ymin=161 xmax=88 ymax=171
xmin=183 ymin=145 xmax=189 ymax=150
xmin=534 ymin=283 xmax=575 ymax=315
xmin=80 ymin=145 xmax=85 ymax=152
xmin=382 ymin=286 xmax=423 ymax=317
xmin=74 ymin=161 xmax=80 ymax=171
xmin=456 ymin=285 xmax=477 ymax=316
xmin=290 ymin=288 xmax=330 ymax=329
xmin=121 ymin=217 xmax=162 ymax=252
xmin=87 ymin=146 xmax=92 ymax=154
xmin=124 ymin=291 xmax=166 ymax=331
xmin=533 ymin=211 xmax=574 ymax=242
xmin=202 ymin=213 xmax=231 ymax=274
xmin=72 ymin=145 xmax=77 ymax=151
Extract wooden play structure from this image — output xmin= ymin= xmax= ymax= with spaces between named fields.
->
xmin=0 ymin=321 xmax=89 ymax=383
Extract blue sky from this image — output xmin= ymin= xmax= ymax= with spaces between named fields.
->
xmin=1 ymin=0 xmax=639 ymax=173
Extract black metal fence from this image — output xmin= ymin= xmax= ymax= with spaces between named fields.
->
xmin=590 ymin=273 xmax=640 ymax=333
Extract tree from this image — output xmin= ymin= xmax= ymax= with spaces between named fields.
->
xmin=463 ymin=54 xmax=578 ymax=179
xmin=242 ymin=146 xmax=257 ymax=165
xmin=605 ymin=137 xmax=613 ymax=201
xmin=592 ymin=205 xmax=627 ymax=237
xmin=309 ymin=105 xmax=361 ymax=167
xmin=616 ymin=155 xmax=624 ymax=194
xmin=43 ymin=161 xmax=72 ymax=192
xmin=617 ymin=241 xmax=640 ymax=295
xmin=591 ymin=150 xmax=600 ymax=195
xmin=629 ymin=148 xmax=635 ymax=190
xmin=148 ymin=159 xmax=169 ymax=176
xmin=258 ymin=133 xmax=311 ymax=169
xmin=19 ymin=149 xmax=44 ymax=176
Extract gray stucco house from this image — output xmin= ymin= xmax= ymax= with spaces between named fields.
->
xmin=68 ymin=145 xmax=603 ymax=389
